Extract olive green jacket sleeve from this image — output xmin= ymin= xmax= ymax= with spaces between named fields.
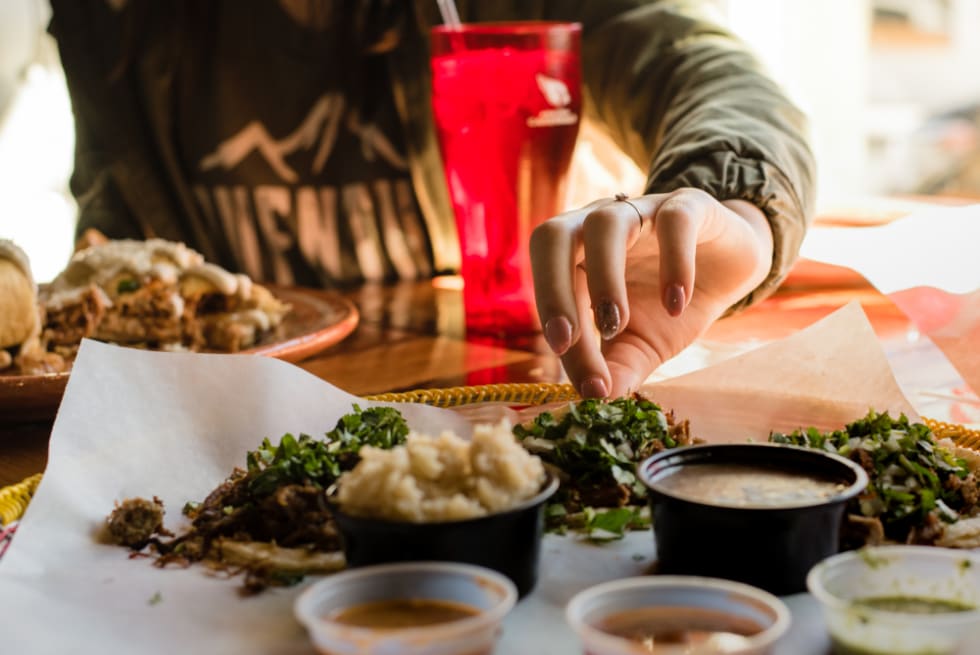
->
xmin=407 ymin=0 xmax=816 ymax=309
xmin=52 ymin=0 xmax=814 ymax=307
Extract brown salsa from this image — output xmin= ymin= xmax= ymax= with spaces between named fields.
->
xmin=594 ymin=606 xmax=763 ymax=652
xmin=656 ymin=463 xmax=846 ymax=508
xmin=329 ymin=598 xmax=480 ymax=629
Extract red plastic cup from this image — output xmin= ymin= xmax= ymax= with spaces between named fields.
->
xmin=430 ymin=22 xmax=582 ymax=337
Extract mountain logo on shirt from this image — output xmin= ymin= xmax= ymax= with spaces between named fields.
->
xmin=527 ymin=74 xmax=578 ymax=128
xmin=199 ymin=93 xmax=407 ymax=183
xmin=191 ymin=92 xmax=430 ymax=286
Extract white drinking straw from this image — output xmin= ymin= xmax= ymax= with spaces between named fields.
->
xmin=436 ymin=0 xmax=462 ymax=28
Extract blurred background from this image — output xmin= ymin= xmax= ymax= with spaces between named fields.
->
xmin=2 ymin=0 xmax=980 ymax=282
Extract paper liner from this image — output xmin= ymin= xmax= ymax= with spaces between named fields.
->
xmin=641 ymin=302 xmax=918 ymax=442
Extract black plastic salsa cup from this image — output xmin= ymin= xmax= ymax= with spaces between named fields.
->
xmin=329 ymin=473 xmax=559 ymax=598
xmin=639 ymin=443 xmax=868 ymax=595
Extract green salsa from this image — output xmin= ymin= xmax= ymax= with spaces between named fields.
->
xmin=832 ymin=638 xmax=948 ymax=655
xmin=852 ymin=595 xmax=975 ymax=614
xmin=831 ymin=596 xmax=976 ymax=655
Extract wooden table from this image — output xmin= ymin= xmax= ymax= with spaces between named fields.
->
xmin=0 ymin=197 xmax=967 ymax=489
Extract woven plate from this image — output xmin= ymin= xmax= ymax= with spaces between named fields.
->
xmin=1 ymin=382 xmax=977 ymax=525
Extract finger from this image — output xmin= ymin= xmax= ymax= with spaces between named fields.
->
xmin=602 ymin=337 xmax=660 ymax=398
xmin=581 ymin=195 xmax=660 ymax=339
xmin=530 ymin=198 xmax=613 ymax=355
xmin=652 ymin=190 xmax=708 ymax=316
xmin=559 ymin=264 xmax=612 ymax=398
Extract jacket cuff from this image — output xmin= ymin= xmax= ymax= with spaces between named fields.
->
xmin=644 ymin=150 xmax=811 ymax=313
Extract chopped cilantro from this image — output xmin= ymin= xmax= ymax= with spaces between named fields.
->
xmin=770 ymin=410 xmax=974 ymax=536
xmin=116 ymin=278 xmax=141 ymax=294
xmin=583 ymin=506 xmax=650 ymax=542
xmin=245 ymin=405 xmax=408 ymax=497
xmin=514 ymin=396 xmax=674 ymax=497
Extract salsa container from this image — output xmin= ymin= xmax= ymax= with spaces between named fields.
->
xmin=808 ymin=545 xmax=980 ymax=655
xmin=295 ymin=561 xmax=517 ymax=655
xmin=639 ymin=443 xmax=868 ymax=595
xmin=566 ymin=575 xmax=791 ymax=655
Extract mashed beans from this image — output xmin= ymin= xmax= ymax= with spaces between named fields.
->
xmin=336 ymin=421 xmax=546 ymax=522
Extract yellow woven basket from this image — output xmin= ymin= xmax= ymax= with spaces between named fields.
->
xmin=0 ymin=473 xmax=41 ymax=526
xmin=1 ymin=382 xmax=978 ymax=525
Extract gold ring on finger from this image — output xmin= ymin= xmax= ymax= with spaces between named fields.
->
xmin=614 ymin=192 xmax=644 ymax=230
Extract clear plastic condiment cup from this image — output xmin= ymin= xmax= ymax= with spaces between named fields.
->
xmin=565 ymin=575 xmax=790 ymax=655
xmin=294 ymin=561 xmax=518 ymax=655
xmin=808 ymin=545 xmax=980 ymax=655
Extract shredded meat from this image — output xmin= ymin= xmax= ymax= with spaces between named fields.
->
xmin=908 ymin=511 xmax=945 ymax=545
xmin=200 ymin=317 xmax=256 ymax=352
xmin=240 ymin=484 xmax=339 ymax=549
xmin=946 ymin=472 xmax=980 ymax=508
xmin=105 ymin=496 xmax=169 ymax=549
xmin=42 ymin=285 xmax=106 ymax=348
xmin=572 ymin=483 xmax=632 ymax=511
xmin=841 ymin=513 xmax=885 ymax=549
xmin=196 ymin=293 xmax=234 ymax=315
xmin=145 ymin=470 xmax=339 ymax=592
xmin=94 ymin=279 xmax=182 ymax=344
xmin=851 ymin=448 xmax=875 ymax=477
xmin=667 ymin=411 xmax=695 ymax=445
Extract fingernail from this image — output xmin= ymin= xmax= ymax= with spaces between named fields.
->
xmin=664 ymin=284 xmax=686 ymax=317
xmin=543 ymin=316 xmax=572 ymax=355
xmin=595 ymin=301 xmax=620 ymax=340
xmin=580 ymin=376 xmax=609 ymax=399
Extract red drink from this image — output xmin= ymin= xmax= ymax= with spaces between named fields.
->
xmin=431 ymin=23 xmax=582 ymax=336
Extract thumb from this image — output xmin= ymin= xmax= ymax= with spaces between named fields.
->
xmin=603 ymin=338 xmax=662 ymax=398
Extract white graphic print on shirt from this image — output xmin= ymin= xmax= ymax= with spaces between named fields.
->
xmin=192 ymin=92 xmax=430 ymax=285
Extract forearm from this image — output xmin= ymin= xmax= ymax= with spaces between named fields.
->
xmin=572 ymin=1 xmax=815 ymax=308
xmin=642 ymin=34 xmax=815 ymax=308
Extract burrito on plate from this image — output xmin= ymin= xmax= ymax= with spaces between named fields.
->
xmin=0 ymin=240 xmax=39 ymax=366
xmin=40 ymin=238 xmax=290 ymax=355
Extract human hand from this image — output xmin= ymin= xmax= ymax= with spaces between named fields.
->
xmin=530 ymin=188 xmax=774 ymax=398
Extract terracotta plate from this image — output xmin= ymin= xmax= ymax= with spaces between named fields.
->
xmin=0 ymin=286 xmax=358 ymax=424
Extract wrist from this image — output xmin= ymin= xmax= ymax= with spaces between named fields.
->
xmin=721 ymin=199 xmax=774 ymax=283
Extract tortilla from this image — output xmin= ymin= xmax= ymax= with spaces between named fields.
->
xmin=936 ymin=515 xmax=980 ymax=548
xmin=0 ymin=240 xmax=38 ymax=350
xmin=929 ymin=441 xmax=980 ymax=548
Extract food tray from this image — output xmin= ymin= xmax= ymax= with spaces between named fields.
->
xmin=1 ymin=382 xmax=977 ymax=526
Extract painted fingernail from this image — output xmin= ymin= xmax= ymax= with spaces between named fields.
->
xmin=580 ymin=376 xmax=609 ymax=399
xmin=664 ymin=284 xmax=686 ymax=317
xmin=595 ymin=301 xmax=620 ymax=340
xmin=543 ymin=316 xmax=573 ymax=355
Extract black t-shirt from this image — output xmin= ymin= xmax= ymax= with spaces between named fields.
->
xmin=174 ymin=2 xmax=432 ymax=286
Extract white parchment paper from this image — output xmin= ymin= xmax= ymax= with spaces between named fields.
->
xmin=642 ymin=302 xmax=919 ymax=441
xmin=0 ymin=340 xmax=471 ymax=654
xmin=0 ymin=304 xmax=911 ymax=654
xmin=801 ymin=204 xmax=980 ymax=397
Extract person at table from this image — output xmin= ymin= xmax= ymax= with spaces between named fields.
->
xmin=48 ymin=0 xmax=814 ymax=398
